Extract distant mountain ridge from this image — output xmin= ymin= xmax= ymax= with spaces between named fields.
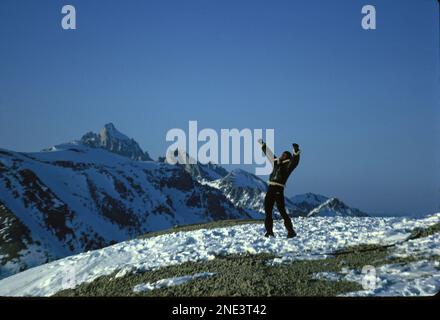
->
xmin=207 ymin=169 xmax=367 ymax=218
xmin=307 ymin=197 xmax=369 ymax=217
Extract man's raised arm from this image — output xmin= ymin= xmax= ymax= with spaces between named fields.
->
xmin=287 ymin=143 xmax=301 ymax=171
xmin=258 ymin=139 xmax=275 ymax=167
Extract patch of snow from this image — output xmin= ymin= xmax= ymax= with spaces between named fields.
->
xmin=340 ymin=260 xmax=440 ymax=297
xmin=312 ymin=272 xmax=341 ymax=282
xmin=133 ymin=272 xmax=216 ymax=293
xmin=390 ymin=233 xmax=440 ymax=260
xmin=267 ymin=253 xmax=329 ymax=265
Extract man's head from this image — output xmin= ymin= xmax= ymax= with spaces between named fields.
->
xmin=280 ymin=151 xmax=292 ymax=161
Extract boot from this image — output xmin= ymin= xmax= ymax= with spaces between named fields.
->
xmin=287 ymin=230 xmax=297 ymax=239
xmin=265 ymin=231 xmax=275 ymax=238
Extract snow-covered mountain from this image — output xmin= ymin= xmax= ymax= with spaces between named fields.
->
xmin=208 ymin=169 xmax=273 ymax=215
xmin=160 ymin=146 xmax=366 ymax=219
xmin=79 ymin=123 xmax=153 ymax=161
xmin=207 ymin=170 xmax=354 ymax=218
xmin=0 ymin=133 xmax=249 ymax=279
xmin=289 ymin=193 xmax=329 ymax=213
xmin=166 ymin=149 xmax=229 ymax=182
xmin=307 ymin=197 xmax=369 ymax=217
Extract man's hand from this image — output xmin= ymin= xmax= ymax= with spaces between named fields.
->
xmin=292 ymin=143 xmax=300 ymax=155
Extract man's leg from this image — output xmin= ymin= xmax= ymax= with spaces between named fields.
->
xmin=275 ymin=191 xmax=295 ymax=236
xmin=264 ymin=188 xmax=276 ymax=235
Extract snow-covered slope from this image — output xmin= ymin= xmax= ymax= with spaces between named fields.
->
xmin=0 ymin=213 xmax=438 ymax=297
xmin=0 ymin=201 xmax=47 ymax=278
xmin=0 ymin=143 xmax=248 ymax=279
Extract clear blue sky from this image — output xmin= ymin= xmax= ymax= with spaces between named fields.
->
xmin=0 ymin=0 xmax=439 ymax=215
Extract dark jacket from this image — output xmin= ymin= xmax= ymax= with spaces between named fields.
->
xmin=262 ymin=144 xmax=300 ymax=186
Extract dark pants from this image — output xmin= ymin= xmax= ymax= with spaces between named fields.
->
xmin=264 ymin=185 xmax=294 ymax=234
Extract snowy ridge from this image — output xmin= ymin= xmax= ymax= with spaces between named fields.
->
xmin=220 ymin=169 xmax=267 ymax=190
xmin=165 ymin=149 xmax=229 ymax=183
xmin=207 ymin=169 xmax=269 ymax=216
xmin=0 ymin=213 xmax=438 ymax=297
xmin=307 ymin=197 xmax=368 ymax=217
xmin=289 ymin=193 xmax=329 ymax=213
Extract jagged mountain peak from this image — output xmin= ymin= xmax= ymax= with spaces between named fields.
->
xmin=100 ymin=123 xmax=130 ymax=141
xmin=79 ymin=123 xmax=153 ymax=161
